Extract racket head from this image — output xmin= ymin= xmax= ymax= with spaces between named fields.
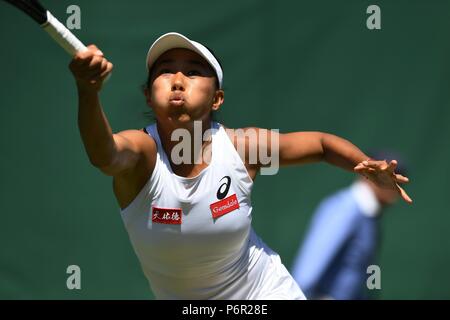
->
xmin=3 ymin=0 xmax=47 ymax=24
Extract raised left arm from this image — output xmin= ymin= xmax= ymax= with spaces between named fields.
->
xmin=230 ymin=128 xmax=412 ymax=203
xmin=279 ymin=131 xmax=368 ymax=170
xmin=278 ymin=131 xmax=412 ymax=203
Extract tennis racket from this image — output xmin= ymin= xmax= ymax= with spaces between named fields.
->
xmin=3 ymin=0 xmax=112 ymax=82
xmin=3 ymin=0 xmax=88 ymax=55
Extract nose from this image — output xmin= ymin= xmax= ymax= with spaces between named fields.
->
xmin=171 ymin=71 xmax=185 ymax=91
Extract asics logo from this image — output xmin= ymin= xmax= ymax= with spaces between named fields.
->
xmin=216 ymin=176 xmax=231 ymax=200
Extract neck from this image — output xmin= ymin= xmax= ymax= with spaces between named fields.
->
xmin=156 ymin=118 xmax=213 ymax=171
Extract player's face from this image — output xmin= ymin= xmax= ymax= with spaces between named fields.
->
xmin=146 ymin=48 xmax=223 ymax=127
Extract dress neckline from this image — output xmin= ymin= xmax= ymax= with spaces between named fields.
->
xmin=155 ymin=121 xmax=218 ymax=183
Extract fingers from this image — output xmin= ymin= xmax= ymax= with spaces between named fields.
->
xmin=361 ymin=160 xmax=388 ymax=170
xmin=86 ymin=56 xmax=108 ymax=78
xmin=355 ymin=159 xmax=413 ymax=204
xmin=76 ymin=44 xmax=103 ymax=59
xmin=87 ymin=44 xmax=103 ymax=56
xmin=397 ymin=184 xmax=413 ymax=204
xmin=356 ymin=159 xmax=402 ymax=175
xmin=71 ymin=45 xmax=103 ymax=65
xmin=94 ymin=61 xmax=113 ymax=82
xmin=69 ymin=45 xmax=112 ymax=87
xmin=388 ymin=160 xmax=397 ymax=173
xmin=86 ymin=61 xmax=113 ymax=85
xmin=354 ymin=162 xmax=369 ymax=170
xmin=395 ymin=173 xmax=409 ymax=184
xmin=354 ymin=165 xmax=376 ymax=174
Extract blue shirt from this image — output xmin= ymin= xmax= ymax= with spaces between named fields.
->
xmin=291 ymin=182 xmax=380 ymax=300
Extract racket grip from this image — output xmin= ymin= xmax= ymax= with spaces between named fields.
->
xmin=42 ymin=11 xmax=87 ymax=55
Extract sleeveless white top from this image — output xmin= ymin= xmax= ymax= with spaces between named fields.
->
xmin=120 ymin=122 xmax=305 ymax=300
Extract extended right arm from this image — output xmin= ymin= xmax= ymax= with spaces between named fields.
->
xmin=70 ymin=45 xmax=154 ymax=176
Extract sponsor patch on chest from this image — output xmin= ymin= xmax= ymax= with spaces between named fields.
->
xmin=210 ymin=194 xmax=240 ymax=219
xmin=151 ymin=207 xmax=182 ymax=224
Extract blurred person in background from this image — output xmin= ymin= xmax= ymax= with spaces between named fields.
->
xmin=291 ymin=150 xmax=409 ymax=300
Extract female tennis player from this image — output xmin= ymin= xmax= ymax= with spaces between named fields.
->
xmin=69 ymin=32 xmax=412 ymax=299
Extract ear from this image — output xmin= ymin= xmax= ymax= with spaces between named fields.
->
xmin=211 ymin=90 xmax=224 ymax=111
xmin=144 ymin=87 xmax=152 ymax=107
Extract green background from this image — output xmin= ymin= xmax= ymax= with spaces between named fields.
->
xmin=0 ymin=0 xmax=449 ymax=299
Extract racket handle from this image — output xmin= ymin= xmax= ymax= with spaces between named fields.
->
xmin=42 ymin=11 xmax=111 ymax=83
xmin=42 ymin=11 xmax=87 ymax=55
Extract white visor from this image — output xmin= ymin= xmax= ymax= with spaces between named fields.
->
xmin=146 ymin=32 xmax=223 ymax=89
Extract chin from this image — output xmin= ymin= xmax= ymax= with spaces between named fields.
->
xmin=169 ymin=114 xmax=194 ymax=126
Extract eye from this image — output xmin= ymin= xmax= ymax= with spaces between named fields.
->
xmin=158 ymin=68 xmax=172 ymax=75
xmin=187 ymin=70 xmax=201 ymax=76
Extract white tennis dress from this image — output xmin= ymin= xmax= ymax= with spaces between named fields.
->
xmin=119 ymin=122 xmax=305 ymax=300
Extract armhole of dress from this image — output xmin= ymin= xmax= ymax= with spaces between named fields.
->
xmin=217 ymin=124 xmax=254 ymax=196
xmin=119 ymin=125 xmax=161 ymax=217
xmin=144 ymin=124 xmax=162 ymax=198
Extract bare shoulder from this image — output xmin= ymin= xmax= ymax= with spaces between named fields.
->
xmin=114 ymin=128 xmax=157 ymax=155
xmin=222 ymin=127 xmax=267 ymax=178
xmin=224 ymin=126 xmax=272 ymax=148
xmin=98 ymin=128 xmax=157 ymax=177
xmin=115 ymin=128 xmax=155 ymax=145
xmin=111 ymin=128 xmax=158 ymax=209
